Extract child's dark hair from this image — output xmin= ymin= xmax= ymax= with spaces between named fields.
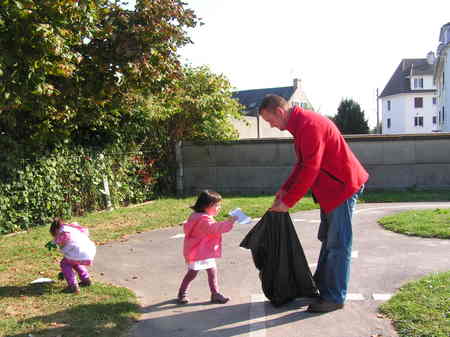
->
xmin=190 ymin=190 xmax=222 ymax=213
xmin=50 ymin=217 xmax=64 ymax=236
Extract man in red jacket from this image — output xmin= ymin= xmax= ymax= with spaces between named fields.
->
xmin=259 ymin=94 xmax=369 ymax=313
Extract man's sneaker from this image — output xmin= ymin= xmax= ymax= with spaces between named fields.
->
xmin=79 ymin=278 xmax=92 ymax=287
xmin=63 ymin=284 xmax=80 ymax=294
xmin=307 ymin=299 xmax=344 ymax=313
xmin=211 ymin=293 xmax=229 ymax=304
xmin=177 ymin=293 xmax=189 ymax=304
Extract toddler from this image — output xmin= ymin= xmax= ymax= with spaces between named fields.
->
xmin=177 ymin=190 xmax=237 ymax=304
xmin=50 ymin=218 xmax=96 ymax=294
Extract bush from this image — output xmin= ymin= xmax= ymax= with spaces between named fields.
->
xmin=0 ymin=147 xmax=159 ymax=234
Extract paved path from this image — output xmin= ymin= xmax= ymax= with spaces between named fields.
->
xmin=93 ymin=202 xmax=450 ymax=337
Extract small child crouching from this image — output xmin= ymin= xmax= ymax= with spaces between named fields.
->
xmin=50 ymin=218 xmax=96 ymax=294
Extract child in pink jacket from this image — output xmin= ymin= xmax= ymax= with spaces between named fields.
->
xmin=177 ymin=190 xmax=237 ymax=304
xmin=50 ymin=218 xmax=96 ymax=294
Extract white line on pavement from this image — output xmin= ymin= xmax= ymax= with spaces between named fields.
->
xmin=249 ymin=292 xmax=394 ymax=303
xmin=347 ymin=293 xmax=365 ymax=301
xmin=249 ymin=294 xmax=266 ymax=337
xmin=170 ymin=233 xmax=185 ymax=239
xmin=293 ymin=218 xmax=307 ymax=222
xmin=372 ymin=293 xmax=393 ymax=301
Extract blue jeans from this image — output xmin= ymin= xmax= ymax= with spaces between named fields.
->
xmin=313 ymin=186 xmax=364 ymax=304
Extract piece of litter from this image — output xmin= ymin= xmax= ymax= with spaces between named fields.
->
xmin=30 ymin=278 xmax=54 ymax=284
xmin=229 ymin=208 xmax=252 ymax=224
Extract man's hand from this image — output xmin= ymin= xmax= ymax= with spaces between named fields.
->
xmin=269 ymin=199 xmax=289 ymax=213
xmin=275 ymin=189 xmax=286 ymax=200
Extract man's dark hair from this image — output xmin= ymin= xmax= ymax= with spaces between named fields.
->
xmin=190 ymin=190 xmax=222 ymax=213
xmin=259 ymin=94 xmax=289 ymax=114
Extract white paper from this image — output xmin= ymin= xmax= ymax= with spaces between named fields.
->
xmin=229 ymin=208 xmax=252 ymax=224
xmin=30 ymin=278 xmax=54 ymax=284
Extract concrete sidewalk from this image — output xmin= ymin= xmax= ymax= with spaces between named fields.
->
xmin=93 ymin=202 xmax=450 ymax=337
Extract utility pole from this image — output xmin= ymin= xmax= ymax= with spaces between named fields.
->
xmin=376 ymin=88 xmax=380 ymax=134
xmin=256 ymin=112 xmax=260 ymax=138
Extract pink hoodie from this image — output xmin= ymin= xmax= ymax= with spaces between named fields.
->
xmin=183 ymin=212 xmax=234 ymax=263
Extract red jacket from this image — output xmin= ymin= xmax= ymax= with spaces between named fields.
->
xmin=183 ymin=212 xmax=234 ymax=263
xmin=281 ymin=107 xmax=369 ymax=213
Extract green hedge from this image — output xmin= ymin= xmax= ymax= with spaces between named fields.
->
xmin=0 ymin=147 xmax=159 ymax=234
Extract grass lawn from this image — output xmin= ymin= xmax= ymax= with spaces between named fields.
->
xmin=378 ymin=208 xmax=450 ymax=239
xmin=1 ymin=191 xmax=449 ymax=337
xmin=380 ymin=271 xmax=450 ymax=337
xmin=378 ymin=207 xmax=449 ymax=337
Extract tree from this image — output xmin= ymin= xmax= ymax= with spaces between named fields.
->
xmin=141 ymin=65 xmax=244 ymax=192
xmin=0 ymin=0 xmax=199 ymax=154
xmin=333 ymin=98 xmax=369 ymax=134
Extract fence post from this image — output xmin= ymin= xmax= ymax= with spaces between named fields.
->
xmin=99 ymin=154 xmax=113 ymax=211
xmin=175 ymin=141 xmax=183 ymax=197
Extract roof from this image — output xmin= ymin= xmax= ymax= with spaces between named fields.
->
xmin=232 ymin=86 xmax=295 ymax=116
xmin=439 ymin=22 xmax=450 ymax=42
xmin=380 ymin=59 xmax=435 ymax=98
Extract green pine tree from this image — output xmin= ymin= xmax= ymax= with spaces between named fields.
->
xmin=333 ymin=99 xmax=370 ymax=134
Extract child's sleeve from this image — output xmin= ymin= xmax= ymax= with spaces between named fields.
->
xmin=197 ymin=215 xmax=234 ymax=235
xmin=55 ymin=232 xmax=71 ymax=246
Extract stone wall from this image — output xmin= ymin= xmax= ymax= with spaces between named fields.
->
xmin=178 ymin=133 xmax=450 ymax=195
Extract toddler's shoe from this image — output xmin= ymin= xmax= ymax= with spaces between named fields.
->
xmin=177 ymin=293 xmax=189 ymax=304
xmin=63 ymin=284 xmax=80 ymax=294
xmin=211 ymin=293 xmax=229 ymax=304
xmin=79 ymin=278 xmax=92 ymax=287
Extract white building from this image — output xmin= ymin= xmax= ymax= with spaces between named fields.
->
xmin=380 ymin=54 xmax=438 ymax=134
xmin=433 ymin=22 xmax=450 ymax=132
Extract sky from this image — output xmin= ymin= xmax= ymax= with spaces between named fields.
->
xmin=126 ymin=0 xmax=450 ymax=127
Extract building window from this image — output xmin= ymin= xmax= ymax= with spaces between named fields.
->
xmin=414 ymin=116 xmax=424 ymax=127
xmin=414 ymin=97 xmax=423 ymax=108
xmin=387 ymin=118 xmax=391 ymax=128
xmin=387 ymin=100 xmax=391 ymax=111
xmin=443 ymin=106 xmax=446 ymax=122
xmin=433 ymin=116 xmax=437 ymax=124
xmin=413 ymin=77 xmax=424 ymax=89
xmin=432 ymin=97 xmax=437 ymax=105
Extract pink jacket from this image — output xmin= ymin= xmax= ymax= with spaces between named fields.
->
xmin=183 ymin=212 xmax=234 ymax=263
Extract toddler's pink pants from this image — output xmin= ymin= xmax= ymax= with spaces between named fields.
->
xmin=178 ymin=267 xmax=218 ymax=296
xmin=60 ymin=258 xmax=90 ymax=287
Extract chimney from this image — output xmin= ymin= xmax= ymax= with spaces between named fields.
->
xmin=293 ymin=78 xmax=302 ymax=89
xmin=401 ymin=59 xmax=408 ymax=72
xmin=427 ymin=51 xmax=436 ymax=65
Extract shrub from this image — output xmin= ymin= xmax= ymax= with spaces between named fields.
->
xmin=0 ymin=147 xmax=159 ymax=234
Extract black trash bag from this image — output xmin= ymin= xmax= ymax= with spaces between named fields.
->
xmin=240 ymin=211 xmax=318 ymax=307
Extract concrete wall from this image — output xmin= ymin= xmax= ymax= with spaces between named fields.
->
xmin=178 ymin=133 xmax=450 ymax=195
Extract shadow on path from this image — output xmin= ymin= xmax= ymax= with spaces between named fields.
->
xmin=132 ymin=297 xmax=321 ymax=337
